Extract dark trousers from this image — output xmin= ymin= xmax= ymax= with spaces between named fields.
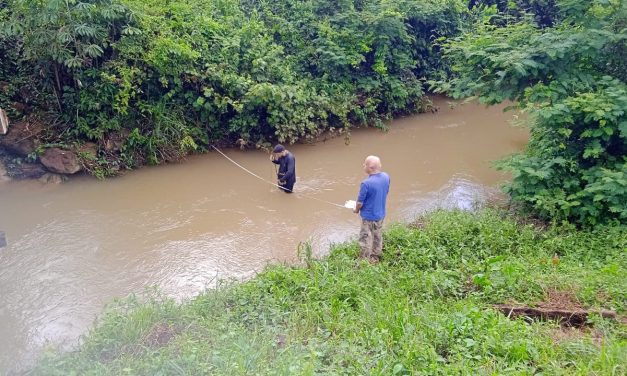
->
xmin=279 ymin=179 xmax=295 ymax=193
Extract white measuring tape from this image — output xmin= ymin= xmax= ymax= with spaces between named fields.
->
xmin=211 ymin=145 xmax=353 ymax=209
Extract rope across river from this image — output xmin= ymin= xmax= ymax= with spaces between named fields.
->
xmin=211 ymin=145 xmax=348 ymax=209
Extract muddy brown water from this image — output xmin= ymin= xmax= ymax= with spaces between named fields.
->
xmin=0 ymin=98 xmax=527 ymax=372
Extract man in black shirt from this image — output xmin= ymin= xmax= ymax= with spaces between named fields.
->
xmin=270 ymin=144 xmax=296 ymax=193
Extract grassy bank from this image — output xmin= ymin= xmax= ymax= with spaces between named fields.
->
xmin=34 ymin=210 xmax=626 ymax=375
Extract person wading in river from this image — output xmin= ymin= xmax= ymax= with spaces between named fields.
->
xmin=353 ymin=155 xmax=390 ymax=263
xmin=270 ymin=144 xmax=296 ymax=193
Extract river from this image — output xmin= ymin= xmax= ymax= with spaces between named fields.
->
xmin=0 ymin=98 xmax=527 ymax=372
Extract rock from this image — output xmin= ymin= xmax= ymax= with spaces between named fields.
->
xmin=0 ymin=120 xmax=43 ymax=157
xmin=40 ymin=148 xmax=82 ymax=174
xmin=5 ymin=160 xmax=47 ymax=179
xmin=0 ymin=108 xmax=8 ymax=135
xmin=0 ymin=231 xmax=6 ymax=248
xmin=0 ymin=158 xmax=7 ymax=181
xmin=38 ymin=172 xmax=65 ymax=184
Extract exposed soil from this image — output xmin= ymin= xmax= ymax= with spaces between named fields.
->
xmin=408 ymin=216 xmax=428 ymax=229
xmin=142 ymin=323 xmax=179 ymax=348
xmin=495 ymin=288 xmax=618 ymax=328
xmin=98 ymin=322 xmax=180 ymax=363
xmin=539 ymin=288 xmax=583 ymax=311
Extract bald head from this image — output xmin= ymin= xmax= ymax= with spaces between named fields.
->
xmin=364 ymin=155 xmax=382 ymax=175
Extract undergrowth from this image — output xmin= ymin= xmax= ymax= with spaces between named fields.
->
xmin=33 ymin=210 xmax=626 ymax=375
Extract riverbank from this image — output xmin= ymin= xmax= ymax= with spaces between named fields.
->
xmin=32 ymin=210 xmax=626 ymax=375
xmin=0 ymin=100 xmax=528 ymax=372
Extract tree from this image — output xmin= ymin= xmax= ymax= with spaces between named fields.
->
xmin=2 ymin=0 xmax=136 ymax=111
xmin=437 ymin=0 xmax=627 ymax=226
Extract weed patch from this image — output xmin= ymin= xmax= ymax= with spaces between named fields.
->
xmin=33 ymin=210 xmax=626 ymax=375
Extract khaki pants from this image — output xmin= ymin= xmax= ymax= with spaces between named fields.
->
xmin=359 ymin=219 xmax=384 ymax=258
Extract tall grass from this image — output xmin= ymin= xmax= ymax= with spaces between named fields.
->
xmin=34 ymin=210 xmax=626 ymax=375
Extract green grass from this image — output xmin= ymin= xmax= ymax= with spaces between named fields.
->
xmin=34 ymin=210 xmax=626 ymax=375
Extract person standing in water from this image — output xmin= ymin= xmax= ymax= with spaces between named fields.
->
xmin=353 ymin=155 xmax=390 ymax=263
xmin=270 ymin=144 xmax=296 ymax=193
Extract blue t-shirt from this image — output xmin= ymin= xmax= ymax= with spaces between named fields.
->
xmin=357 ymin=172 xmax=390 ymax=221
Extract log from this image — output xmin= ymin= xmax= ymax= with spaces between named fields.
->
xmin=494 ymin=304 xmax=617 ymax=327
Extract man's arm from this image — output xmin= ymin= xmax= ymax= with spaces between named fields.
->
xmin=354 ymin=182 xmax=367 ymax=214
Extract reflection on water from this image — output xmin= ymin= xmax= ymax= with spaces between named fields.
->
xmin=0 ymin=98 xmax=527 ymax=372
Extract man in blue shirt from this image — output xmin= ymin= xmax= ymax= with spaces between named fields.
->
xmin=353 ymin=155 xmax=390 ymax=262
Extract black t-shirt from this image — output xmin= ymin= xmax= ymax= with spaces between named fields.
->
xmin=273 ymin=152 xmax=296 ymax=183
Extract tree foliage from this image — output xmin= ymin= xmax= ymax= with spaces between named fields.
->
xmin=438 ymin=0 xmax=627 ymax=226
xmin=469 ymin=0 xmax=559 ymax=27
xmin=0 ymin=0 xmax=465 ymax=172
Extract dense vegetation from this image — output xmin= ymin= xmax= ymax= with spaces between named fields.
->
xmin=0 ymin=0 xmax=464 ymax=174
xmin=2 ymin=2 xmax=624 ymax=373
xmin=33 ymin=210 xmax=626 ymax=375
xmin=469 ymin=0 xmax=559 ymax=27
xmin=437 ymin=0 xmax=627 ymax=226
xmin=2 ymin=0 xmax=624 ymax=225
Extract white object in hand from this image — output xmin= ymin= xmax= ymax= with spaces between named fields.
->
xmin=344 ymin=200 xmax=356 ymax=210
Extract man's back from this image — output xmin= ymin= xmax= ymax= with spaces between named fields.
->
xmin=357 ymin=172 xmax=390 ymax=221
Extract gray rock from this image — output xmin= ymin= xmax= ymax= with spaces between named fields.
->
xmin=0 ymin=158 xmax=7 ymax=181
xmin=40 ymin=148 xmax=82 ymax=174
xmin=5 ymin=160 xmax=47 ymax=179
xmin=38 ymin=172 xmax=65 ymax=184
